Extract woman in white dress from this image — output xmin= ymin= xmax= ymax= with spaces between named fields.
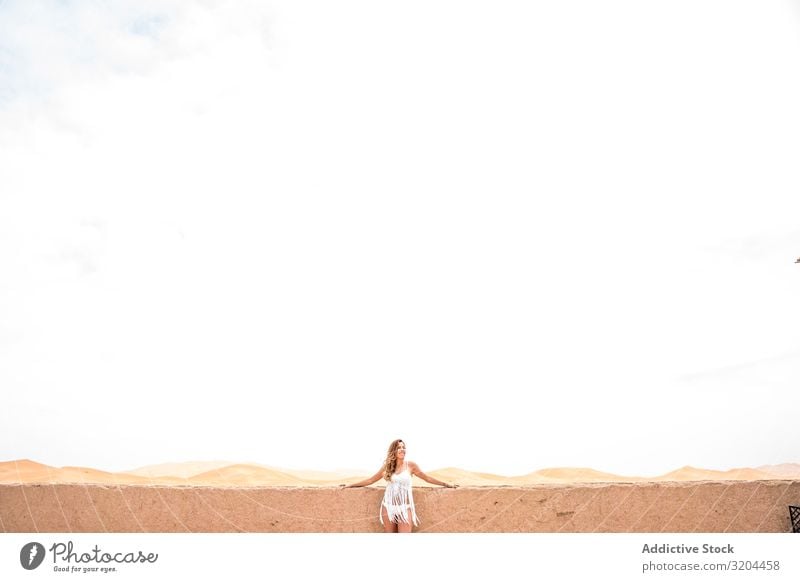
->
xmin=343 ymin=439 xmax=457 ymax=533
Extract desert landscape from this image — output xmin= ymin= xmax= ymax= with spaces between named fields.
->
xmin=1 ymin=460 xmax=798 ymax=533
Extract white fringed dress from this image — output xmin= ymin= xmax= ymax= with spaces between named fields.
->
xmin=380 ymin=462 xmax=419 ymax=526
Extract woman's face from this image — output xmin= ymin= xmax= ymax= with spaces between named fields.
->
xmin=395 ymin=441 xmax=406 ymax=459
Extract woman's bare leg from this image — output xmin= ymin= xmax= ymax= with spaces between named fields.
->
xmin=382 ymin=507 xmax=398 ymax=533
xmin=397 ymin=510 xmax=413 ymax=533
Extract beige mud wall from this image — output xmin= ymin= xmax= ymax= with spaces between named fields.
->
xmin=2 ymin=481 xmax=798 ymax=533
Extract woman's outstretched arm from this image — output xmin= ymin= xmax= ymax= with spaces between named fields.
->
xmin=341 ymin=468 xmax=383 ymax=488
xmin=409 ymin=461 xmax=458 ymax=488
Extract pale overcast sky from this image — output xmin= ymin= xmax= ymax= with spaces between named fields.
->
xmin=2 ymin=0 xmax=799 ymax=477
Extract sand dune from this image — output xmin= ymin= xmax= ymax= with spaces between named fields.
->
xmin=1 ymin=459 xmax=797 ymax=487
xmin=126 ymin=461 xmax=365 ymax=485
xmin=188 ymin=464 xmax=325 ymax=487
xmin=656 ymin=466 xmax=778 ymax=482
xmin=126 ymin=461 xmax=235 ymax=479
xmin=757 ymin=463 xmax=800 ymax=478
xmin=522 ymin=467 xmax=646 ymax=483
xmin=0 ymin=460 xmax=189 ymax=486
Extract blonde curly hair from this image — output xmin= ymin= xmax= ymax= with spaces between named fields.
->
xmin=382 ymin=439 xmax=405 ymax=481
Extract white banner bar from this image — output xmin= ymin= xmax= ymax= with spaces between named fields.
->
xmin=1 ymin=533 xmax=798 ymax=581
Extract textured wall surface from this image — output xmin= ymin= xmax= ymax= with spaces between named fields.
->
xmin=2 ymin=481 xmax=798 ymax=533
